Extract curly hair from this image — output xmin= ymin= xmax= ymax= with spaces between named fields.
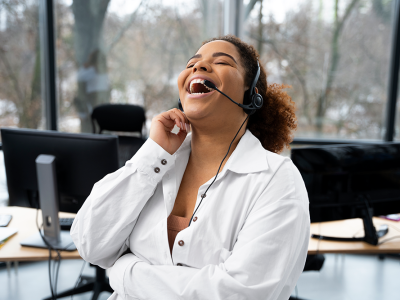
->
xmin=202 ymin=35 xmax=297 ymax=154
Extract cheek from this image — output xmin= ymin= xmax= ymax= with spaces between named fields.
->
xmin=227 ymin=72 xmax=246 ymax=101
xmin=177 ymin=70 xmax=189 ymax=91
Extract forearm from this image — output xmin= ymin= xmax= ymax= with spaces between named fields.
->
xmin=70 ymin=138 xmax=174 ymax=268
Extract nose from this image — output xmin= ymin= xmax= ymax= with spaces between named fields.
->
xmin=193 ymin=60 xmax=211 ymax=73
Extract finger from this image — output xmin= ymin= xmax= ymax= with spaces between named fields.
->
xmin=170 ymin=108 xmax=191 ymax=128
xmin=170 ymin=108 xmax=191 ymax=132
xmin=163 ymin=110 xmax=187 ymax=131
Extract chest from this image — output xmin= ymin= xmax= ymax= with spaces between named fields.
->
xmin=170 ymin=164 xmax=216 ymax=218
xmin=130 ymin=170 xmax=266 ymax=267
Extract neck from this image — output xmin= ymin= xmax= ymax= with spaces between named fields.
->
xmin=188 ymin=119 xmax=248 ymax=173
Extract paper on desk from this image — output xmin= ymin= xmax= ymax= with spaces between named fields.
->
xmin=0 ymin=227 xmax=18 ymax=242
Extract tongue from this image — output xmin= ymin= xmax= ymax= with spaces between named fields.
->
xmin=192 ymin=83 xmax=210 ymax=94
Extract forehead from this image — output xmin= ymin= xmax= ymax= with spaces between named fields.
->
xmin=197 ymin=40 xmax=240 ymax=60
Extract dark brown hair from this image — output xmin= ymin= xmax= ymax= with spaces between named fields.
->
xmin=202 ymin=35 xmax=297 ymax=154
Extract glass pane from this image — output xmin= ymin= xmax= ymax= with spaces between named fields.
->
xmin=0 ymin=1 xmax=44 ymax=134
xmin=56 ymin=0 xmax=224 ymax=134
xmin=395 ymin=64 xmax=400 ymax=140
xmin=243 ymin=0 xmax=394 ymax=140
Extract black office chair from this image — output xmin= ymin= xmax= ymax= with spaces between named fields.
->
xmin=91 ymin=103 xmax=147 ymax=167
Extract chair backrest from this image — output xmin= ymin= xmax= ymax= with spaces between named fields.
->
xmin=91 ymin=104 xmax=146 ymax=135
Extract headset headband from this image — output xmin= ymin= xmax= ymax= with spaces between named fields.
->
xmin=249 ymin=61 xmax=260 ymax=96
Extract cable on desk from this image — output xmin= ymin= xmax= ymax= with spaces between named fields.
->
xmin=378 ymin=235 xmax=400 ymax=245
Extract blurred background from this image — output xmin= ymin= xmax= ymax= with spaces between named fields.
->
xmin=1 ymin=1 xmax=400 ymax=299
xmin=0 ymin=0 xmax=396 ymax=139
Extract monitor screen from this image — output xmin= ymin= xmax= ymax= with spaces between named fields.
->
xmin=291 ymin=143 xmax=400 ymax=222
xmin=1 ymin=128 xmax=119 ymax=213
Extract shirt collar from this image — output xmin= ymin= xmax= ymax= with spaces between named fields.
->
xmin=175 ymin=128 xmax=269 ymax=174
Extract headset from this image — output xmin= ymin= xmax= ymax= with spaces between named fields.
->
xmin=178 ymin=61 xmax=263 ymax=115
xmin=177 ymin=61 xmax=264 ymax=226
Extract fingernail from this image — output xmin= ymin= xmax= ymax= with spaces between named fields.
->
xmin=180 ymin=121 xmax=184 ymax=130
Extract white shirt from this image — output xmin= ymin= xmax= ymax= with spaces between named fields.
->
xmin=70 ymin=129 xmax=310 ymax=300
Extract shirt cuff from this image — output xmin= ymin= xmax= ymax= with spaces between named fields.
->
xmin=109 ymin=254 xmax=143 ymax=298
xmin=126 ymin=137 xmax=175 ymax=185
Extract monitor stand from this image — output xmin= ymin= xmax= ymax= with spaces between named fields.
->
xmin=311 ymin=196 xmax=389 ymax=246
xmin=20 ymin=154 xmax=76 ymax=251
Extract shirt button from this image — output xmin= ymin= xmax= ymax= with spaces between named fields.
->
xmin=177 ymin=263 xmax=183 ymax=266
xmin=193 ymin=216 xmax=198 ymax=222
xmin=201 ymin=194 xmax=206 ymax=198
xmin=154 ymin=167 xmax=160 ymax=173
xmin=161 ymin=159 xmax=167 ymax=165
xmin=178 ymin=240 xmax=184 ymax=246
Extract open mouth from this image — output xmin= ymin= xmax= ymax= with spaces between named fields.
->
xmin=189 ymin=79 xmax=214 ymax=95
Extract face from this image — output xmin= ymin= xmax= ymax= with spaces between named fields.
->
xmin=177 ymin=40 xmax=248 ymax=123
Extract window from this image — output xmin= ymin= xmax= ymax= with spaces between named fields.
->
xmin=243 ymin=0 xmax=394 ymax=140
xmin=55 ymin=0 xmax=224 ymax=134
xmin=396 ymin=67 xmax=400 ymax=139
xmin=0 ymin=0 xmax=44 ymax=134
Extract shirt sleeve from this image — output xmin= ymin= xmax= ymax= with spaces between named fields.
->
xmin=109 ymin=159 xmax=311 ymax=300
xmin=70 ymin=137 xmax=175 ymax=269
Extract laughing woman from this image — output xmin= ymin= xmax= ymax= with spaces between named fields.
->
xmin=71 ymin=35 xmax=310 ymax=300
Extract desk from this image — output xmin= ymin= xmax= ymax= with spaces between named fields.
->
xmin=2 ymin=206 xmax=400 ymax=260
xmin=0 ymin=206 xmax=80 ymax=261
xmin=308 ymin=217 xmax=400 ymax=254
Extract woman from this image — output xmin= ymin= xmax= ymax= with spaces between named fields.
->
xmin=71 ymin=35 xmax=310 ymax=300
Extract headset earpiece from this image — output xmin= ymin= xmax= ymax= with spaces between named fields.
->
xmin=242 ymin=61 xmax=263 ymax=115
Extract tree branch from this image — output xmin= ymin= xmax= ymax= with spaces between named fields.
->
xmin=245 ymin=0 xmax=260 ymax=21
xmin=249 ymin=33 xmax=311 ymax=123
xmin=0 ymin=49 xmax=25 ymax=104
xmin=106 ymin=0 xmax=143 ymax=54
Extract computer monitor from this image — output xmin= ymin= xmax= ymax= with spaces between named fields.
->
xmin=2 ymin=128 xmax=119 ymax=214
xmin=1 ymin=128 xmax=119 ymax=250
xmin=291 ymin=143 xmax=400 ymax=245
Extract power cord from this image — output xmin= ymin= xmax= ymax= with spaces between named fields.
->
xmin=35 ymin=202 xmax=75 ymax=300
xmin=188 ymin=113 xmax=251 ymax=226
xmin=71 ymin=260 xmax=86 ymax=300
xmin=378 ymin=235 xmax=400 ymax=245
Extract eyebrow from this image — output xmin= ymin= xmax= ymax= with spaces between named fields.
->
xmin=187 ymin=52 xmax=238 ymax=65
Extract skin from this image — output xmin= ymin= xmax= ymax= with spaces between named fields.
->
xmin=149 ymin=40 xmax=251 ymax=218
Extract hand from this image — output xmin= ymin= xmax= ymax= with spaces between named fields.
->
xmin=149 ymin=108 xmax=191 ymax=155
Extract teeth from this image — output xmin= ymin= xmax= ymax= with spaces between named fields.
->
xmin=189 ymin=79 xmax=214 ymax=94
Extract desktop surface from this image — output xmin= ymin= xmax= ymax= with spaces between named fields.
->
xmin=0 ymin=206 xmax=80 ymax=261
xmin=1 ymin=206 xmax=400 ymax=262
xmin=308 ymin=217 xmax=400 ymax=254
